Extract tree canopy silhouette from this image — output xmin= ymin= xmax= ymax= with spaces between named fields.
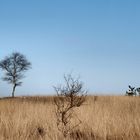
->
xmin=0 ymin=52 xmax=31 ymax=97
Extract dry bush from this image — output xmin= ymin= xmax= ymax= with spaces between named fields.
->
xmin=53 ymin=74 xmax=86 ymax=137
xmin=0 ymin=96 xmax=140 ymax=140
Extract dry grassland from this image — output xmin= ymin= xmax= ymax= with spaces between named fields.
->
xmin=0 ymin=96 xmax=140 ymax=140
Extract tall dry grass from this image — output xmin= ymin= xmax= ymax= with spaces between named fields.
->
xmin=0 ymin=96 xmax=140 ymax=140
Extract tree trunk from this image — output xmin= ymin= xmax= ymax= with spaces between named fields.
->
xmin=12 ymin=84 xmax=16 ymax=97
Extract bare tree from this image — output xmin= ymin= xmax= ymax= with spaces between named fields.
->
xmin=0 ymin=52 xmax=31 ymax=97
xmin=53 ymin=74 xmax=87 ymax=137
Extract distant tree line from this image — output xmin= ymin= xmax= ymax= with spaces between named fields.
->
xmin=126 ymin=85 xmax=140 ymax=96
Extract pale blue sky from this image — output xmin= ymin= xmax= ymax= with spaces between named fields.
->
xmin=0 ymin=0 xmax=140 ymax=96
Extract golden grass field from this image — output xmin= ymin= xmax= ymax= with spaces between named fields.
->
xmin=0 ymin=96 xmax=140 ymax=140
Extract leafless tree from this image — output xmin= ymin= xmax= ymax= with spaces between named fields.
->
xmin=0 ymin=52 xmax=31 ymax=97
xmin=53 ymin=74 xmax=87 ymax=137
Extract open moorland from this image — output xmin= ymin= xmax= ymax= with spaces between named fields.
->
xmin=0 ymin=96 xmax=140 ymax=140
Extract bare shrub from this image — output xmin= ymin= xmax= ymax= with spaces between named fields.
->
xmin=53 ymin=74 xmax=87 ymax=137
